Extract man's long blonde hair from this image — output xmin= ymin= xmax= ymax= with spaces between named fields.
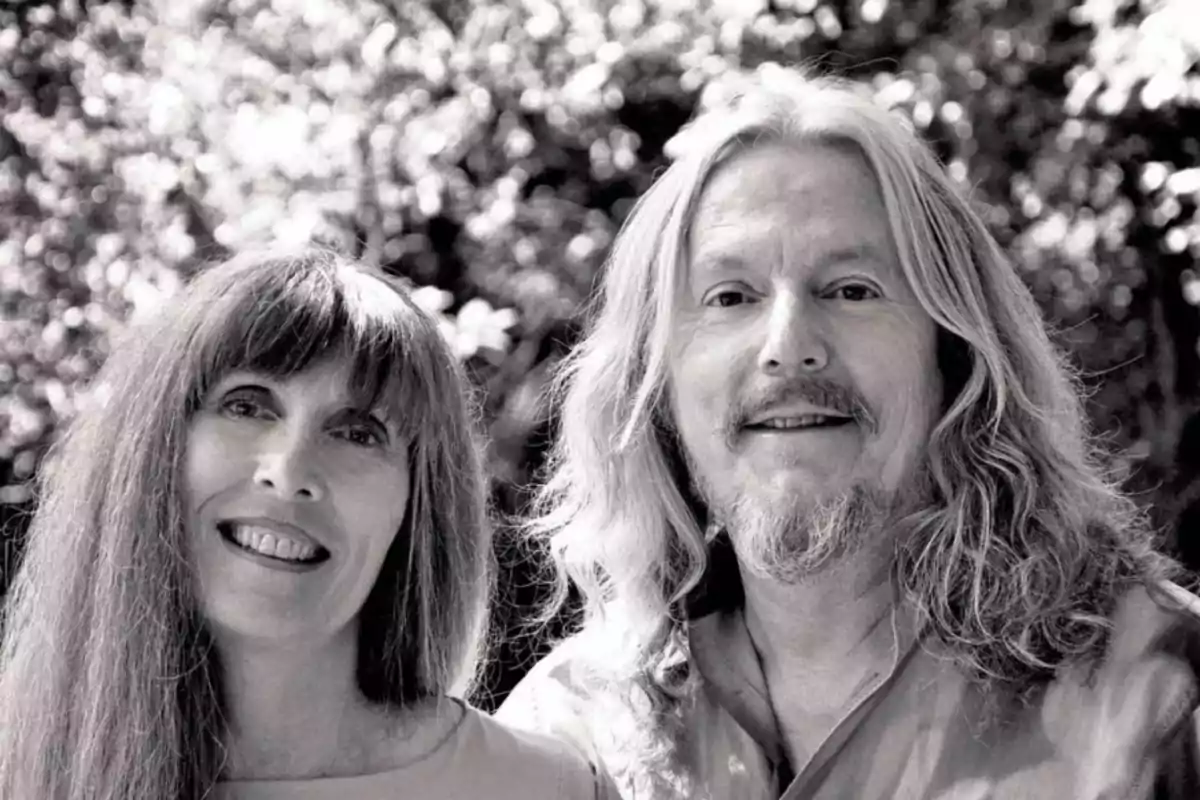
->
xmin=528 ymin=67 xmax=1176 ymax=788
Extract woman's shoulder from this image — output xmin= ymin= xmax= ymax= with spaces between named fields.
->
xmin=441 ymin=702 xmax=615 ymax=799
xmin=212 ymin=700 xmax=616 ymax=800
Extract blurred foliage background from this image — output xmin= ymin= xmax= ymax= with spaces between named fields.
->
xmin=1 ymin=0 xmax=1199 ymax=707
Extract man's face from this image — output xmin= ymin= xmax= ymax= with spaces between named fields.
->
xmin=666 ymin=141 xmax=942 ymax=580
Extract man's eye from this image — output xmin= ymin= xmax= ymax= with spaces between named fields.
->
xmin=828 ymin=283 xmax=879 ymax=302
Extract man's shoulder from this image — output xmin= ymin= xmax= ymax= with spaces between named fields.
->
xmin=1148 ymin=579 xmax=1200 ymax=625
xmin=1112 ymin=579 xmax=1200 ymax=799
xmin=497 ymin=639 xmax=703 ymax=800
xmin=1132 ymin=579 xmax=1200 ymax=667
xmin=1032 ymin=579 xmax=1200 ymax=799
xmin=1070 ymin=578 xmax=1200 ymax=719
xmin=495 ymin=635 xmax=611 ymax=745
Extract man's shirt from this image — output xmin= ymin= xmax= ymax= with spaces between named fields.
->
xmin=498 ymin=579 xmax=1200 ymax=799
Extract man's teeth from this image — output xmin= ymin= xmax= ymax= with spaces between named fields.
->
xmin=230 ymin=525 xmax=318 ymax=562
xmin=760 ymin=414 xmax=845 ymax=429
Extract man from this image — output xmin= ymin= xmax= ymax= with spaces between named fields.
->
xmin=497 ymin=67 xmax=1200 ymax=799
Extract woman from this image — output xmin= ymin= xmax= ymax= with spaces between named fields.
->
xmin=0 ymin=249 xmax=613 ymax=799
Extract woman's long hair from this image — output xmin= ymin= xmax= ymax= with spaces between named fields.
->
xmin=0 ymin=249 xmax=492 ymax=799
xmin=527 ymin=67 xmax=1179 ymax=791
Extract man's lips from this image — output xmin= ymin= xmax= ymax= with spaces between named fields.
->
xmin=742 ymin=410 xmax=856 ymax=430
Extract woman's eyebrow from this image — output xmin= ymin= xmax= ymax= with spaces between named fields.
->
xmin=207 ymin=373 xmax=275 ymax=399
xmin=341 ymin=405 xmax=389 ymax=423
xmin=343 ymin=401 xmax=403 ymax=436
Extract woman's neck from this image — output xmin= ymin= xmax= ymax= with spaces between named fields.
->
xmin=216 ymin=625 xmax=398 ymax=780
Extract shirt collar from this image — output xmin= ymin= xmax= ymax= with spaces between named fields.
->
xmin=684 ymin=533 xmax=926 ymax=791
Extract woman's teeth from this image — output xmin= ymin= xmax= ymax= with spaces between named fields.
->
xmin=229 ymin=525 xmax=319 ymax=562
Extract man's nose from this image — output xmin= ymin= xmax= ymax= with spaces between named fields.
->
xmin=252 ymin=429 xmax=325 ymax=502
xmin=757 ymin=291 xmax=830 ymax=376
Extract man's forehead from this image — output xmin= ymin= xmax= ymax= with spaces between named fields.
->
xmin=684 ymin=149 xmax=894 ymax=272
xmin=699 ymin=138 xmax=868 ymax=197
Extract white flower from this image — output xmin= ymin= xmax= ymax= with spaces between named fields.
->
xmin=452 ymin=297 xmax=518 ymax=359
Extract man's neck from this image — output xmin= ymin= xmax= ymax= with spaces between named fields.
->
xmin=216 ymin=625 xmax=386 ymax=780
xmin=739 ymin=548 xmax=901 ymax=769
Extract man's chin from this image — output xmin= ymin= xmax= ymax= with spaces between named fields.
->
xmin=749 ymin=467 xmax=868 ymax=505
xmin=733 ymin=528 xmax=850 ymax=584
xmin=723 ymin=484 xmax=892 ymax=583
xmin=726 ymin=481 xmax=843 ymax=526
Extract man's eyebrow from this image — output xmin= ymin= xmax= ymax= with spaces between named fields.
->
xmin=689 ymin=243 xmax=893 ymax=277
xmin=690 ymin=252 xmax=749 ymax=275
xmin=816 ymin=244 xmax=890 ymax=269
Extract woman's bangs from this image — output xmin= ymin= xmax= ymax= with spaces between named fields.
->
xmin=190 ymin=264 xmax=430 ymax=441
xmin=341 ymin=319 xmax=431 ymax=444
xmin=199 ymin=265 xmax=344 ymax=386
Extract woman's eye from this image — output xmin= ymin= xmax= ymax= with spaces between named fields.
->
xmin=705 ymin=287 xmax=754 ymax=308
xmin=218 ymin=389 xmax=273 ymax=420
xmin=223 ymin=400 xmax=257 ymax=417
xmin=828 ymin=283 xmax=880 ymax=302
xmin=333 ymin=421 xmax=387 ymax=448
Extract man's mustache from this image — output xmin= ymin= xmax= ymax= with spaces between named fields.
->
xmin=726 ymin=378 xmax=877 ymax=437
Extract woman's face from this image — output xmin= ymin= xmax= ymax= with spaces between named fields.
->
xmin=184 ymin=358 xmax=411 ymax=645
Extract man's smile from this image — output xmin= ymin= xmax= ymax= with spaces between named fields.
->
xmin=744 ymin=413 xmax=856 ymax=431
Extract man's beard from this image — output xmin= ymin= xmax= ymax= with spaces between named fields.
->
xmin=694 ymin=466 xmax=930 ymax=584
xmin=726 ymin=483 xmax=891 ymax=582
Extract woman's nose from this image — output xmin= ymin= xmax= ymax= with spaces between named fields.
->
xmin=252 ymin=431 xmax=325 ymax=502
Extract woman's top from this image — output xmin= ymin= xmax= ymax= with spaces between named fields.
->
xmin=213 ymin=700 xmax=617 ymax=800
